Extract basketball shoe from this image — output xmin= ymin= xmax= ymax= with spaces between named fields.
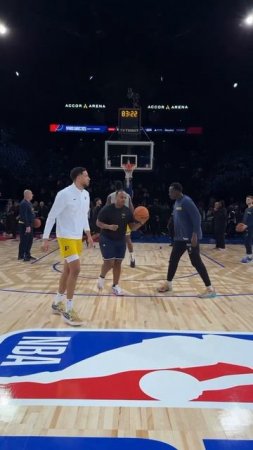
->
xmin=63 ymin=309 xmax=83 ymax=326
xmin=51 ymin=301 xmax=65 ymax=315
xmin=112 ymin=285 xmax=123 ymax=296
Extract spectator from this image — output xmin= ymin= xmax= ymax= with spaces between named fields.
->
xmin=213 ymin=201 xmax=227 ymax=250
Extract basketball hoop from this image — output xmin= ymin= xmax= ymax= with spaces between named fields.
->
xmin=122 ymin=162 xmax=136 ymax=187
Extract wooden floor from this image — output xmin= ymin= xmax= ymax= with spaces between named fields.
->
xmin=0 ymin=238 xmax=253 ymax=449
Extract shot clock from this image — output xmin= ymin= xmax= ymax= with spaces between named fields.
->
xmin=118 ymin=108 xmax=141 ymax=134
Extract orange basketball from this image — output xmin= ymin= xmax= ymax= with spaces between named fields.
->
xmin=235 ymin=222 xmax=247 ymax=233
xmin=33 ymin=218 xmax=41 ymax=229
xmin=134 ymin=206 xmax=149 ymax=223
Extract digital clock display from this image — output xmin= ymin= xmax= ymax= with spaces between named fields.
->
xmin=120 ymin=109 xmax=139 ymax=118
xmin=118 ymin=108 xmax=141 ymax=133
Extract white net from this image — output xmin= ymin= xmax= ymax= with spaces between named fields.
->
xmin=122 ymin=163 xmax=136 ymax=187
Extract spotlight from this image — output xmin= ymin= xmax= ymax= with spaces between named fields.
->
xmin=244 ymin=13 xmax=253 ymax=26
xmin=0 ymin=23 xmax=8 ymax=35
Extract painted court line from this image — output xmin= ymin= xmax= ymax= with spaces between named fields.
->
xmin=52 ymin=262 xmax=198 ymax=281
xmin=0 ymin=287 xmax=253 ymax=299
xmin=200 ymin=252 xmax=225 ymax=268
xmin=31 ymin=248 xmax=58 ymax=264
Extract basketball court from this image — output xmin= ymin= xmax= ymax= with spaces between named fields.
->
xmin=0 ymin=236 xmax=252 ymax=450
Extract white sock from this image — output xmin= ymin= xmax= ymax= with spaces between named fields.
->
xmin=54 ymin=292 xmax=65 ymax=304
xmin=248 ymin=254 xmax=252 ymax=258
xmin=168 ymin=281 xmax=173 ymax=289
xmin=130 ymin=252 xmax=135 ymax=261
xmin=206 ymin=285 xmax=214 ymax=291
xmin=66 ymin=299 xmax=73 ymax=312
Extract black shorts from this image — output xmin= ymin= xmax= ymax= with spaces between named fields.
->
xmin=99 ymin=235 xmax=126 ymax=260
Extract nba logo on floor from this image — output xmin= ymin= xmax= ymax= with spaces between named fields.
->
xmin=0 ymin=437 xmax=252 ymax=450
xmin=0 ymin=329 xmax=252 ymax=407
xmin=0 ymin=436 xmax=177 ymax=450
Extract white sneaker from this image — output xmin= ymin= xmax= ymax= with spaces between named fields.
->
xmin=241 ymin=256 xmax=253 ymax=263
xmin=112 ymin=285 xmax=123 ymax=296
xmin=97 ymin=276 xmax=105 ymax=290
xmin=198 ymin=289 xmax=216 ymax=299
xmin=157 ymin=281 xmax=173 ymax=293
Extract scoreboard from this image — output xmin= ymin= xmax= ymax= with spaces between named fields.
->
xmin=118 ymin=108 xmax=141 ymax=134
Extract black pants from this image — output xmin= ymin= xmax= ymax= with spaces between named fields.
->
xmin=214 ymin=228 xmax=225 ymax=249
xmin=18 ymin=224 xmax=33 ymax=259
xmin=167 ymin=240 xmax=211 ymax=287
xmin=245 ymin=227 xmax=253 ymax=255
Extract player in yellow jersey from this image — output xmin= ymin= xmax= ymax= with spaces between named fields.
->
xmin=42 ymin=167 xmax=93 ymax=326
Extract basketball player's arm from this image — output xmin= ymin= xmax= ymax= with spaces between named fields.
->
xmin=96 ymin=219 xmax=118 ymax=231
xmin=242 ymin=209 xmax=249 ymax=228
xmin=128 ymin=222 xmax=141 ymax=231
xmin=129 ymin=197 xmax=134 ymax=214
xmin=83 ymin=196 xmax=93 ymax=247
xmin=84 ymin=229 xmax=93 ymax=247
xmin=22 ymin=202 xmax=32 ymax=232
xmin=42 ymin=192 xmax=66 ymax=250
xmin=96 ymin=208 xmax=118 ymax=231
xmin=184 ymin=199 xmax=201 ymax=247
xmin=128 ymin=212 xmax=148 ymax=231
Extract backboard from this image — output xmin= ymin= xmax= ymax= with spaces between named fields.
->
xmin=104 ymin=140 xmax=154 ymax=171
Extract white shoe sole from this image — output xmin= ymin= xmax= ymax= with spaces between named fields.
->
xmin=63 ymin=317 xmax=83 ymax=326
xmin=198 ymin=293 xmax=216 ymax=299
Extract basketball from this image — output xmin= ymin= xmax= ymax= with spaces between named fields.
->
xmin=33 ymin=218 xmax=41 ymax=229
xmin=235 ymin=222 xmax=247 ymax=233
xmin=134 ymin=206 xmax=149 ymax=223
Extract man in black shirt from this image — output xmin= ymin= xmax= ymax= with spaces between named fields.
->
xmin=96 ymin=191 xmax=147 ymax=295
xmin=90 ymin=197 xmax=103 ymax=241
xmin=241 ymin=195 xmax=253 ymax=263
xmin=213 ymin=200 xmax=227 ymax=250
xmin=18 ymin=190 xmax=36 ymax=261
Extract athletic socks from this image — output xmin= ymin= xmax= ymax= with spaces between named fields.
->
xmin=66 ymin=299 xmax=73 ymax=312
xmin=54 ymin=292 xmax=65 ymax=304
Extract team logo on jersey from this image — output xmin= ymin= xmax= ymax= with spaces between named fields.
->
xmin=0 ymin=330 xmax=252 ymax=407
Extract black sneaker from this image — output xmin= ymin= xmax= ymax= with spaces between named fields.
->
xmin=29 ymin=256 xmax=37 ymax=261
xmin=130 ymin=259 xmax=135 ymax=268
